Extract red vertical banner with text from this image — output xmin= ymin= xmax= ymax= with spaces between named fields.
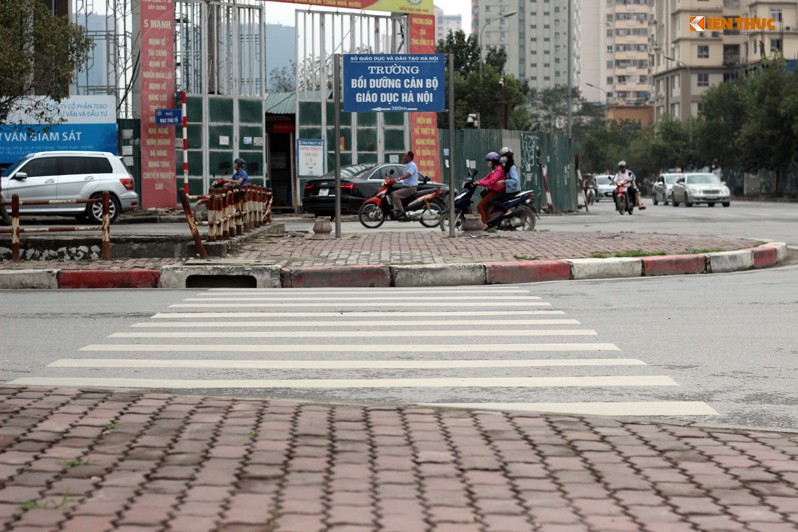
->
xmin=408 ymin=14 xmax=441 ymax=182
xmin=140 ymin=0 xmax=176 ymax=208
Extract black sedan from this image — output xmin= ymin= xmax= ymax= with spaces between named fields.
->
xmin=302 ymin=163 xmax=447 ymax=216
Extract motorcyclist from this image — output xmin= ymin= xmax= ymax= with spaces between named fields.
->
xmin=223 ymin=158 xmax=249 ymax=188
xmin=475 ymin=152 xmax=505 ymax=229
xmin=611 ymin=160 xmax=644 ymax=209
xmin=391 ymin=151 xmax=419 ymax=221
xmin=488 ymin=146 xmax=521 ymax=221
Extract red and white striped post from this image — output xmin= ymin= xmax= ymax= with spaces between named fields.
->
xmin=181 ymin=91 xmax=189 ymax=195
xmin=542 ymin=165 xmax=554 ymax=214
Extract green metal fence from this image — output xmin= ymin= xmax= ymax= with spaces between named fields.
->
xmin=437 ymin=129 xmax=577 ymax=214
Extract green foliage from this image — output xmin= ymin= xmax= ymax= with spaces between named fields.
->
xmin=0 ymin=0 xmax=92 ymax=124
xmin=437 ymin=32 xmax=528 ymax=129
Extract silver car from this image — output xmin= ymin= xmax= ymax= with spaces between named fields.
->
xmin=671 ymin=173 xmax=731 ymax=208
xmin=652 ymin=173 xmax=683 ymax=206
xmin=1 ymin=151 xmax=139 ymax=223
xmin=594 ymin=174 xmax=615 ymax=201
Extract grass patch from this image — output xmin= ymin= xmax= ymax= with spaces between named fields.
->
xmin=61 ymin=459 xmax=92 ymax=468
xmin=590 ymin=252 xmax=610 ymax=259
xmin=687 ymin=248 xmax=725 ymax=254
xmin=16 ymin=493 xmax=70 ymax=517
xmin=249 ymin=431 xmax=260 ymax=438
xmin=513 ymin=255 xmax=539 ymax=261
xmin=613 ymin=249 xmax=668 ymax=258
xmin=102 ymin=423 xmax=117 ymax=431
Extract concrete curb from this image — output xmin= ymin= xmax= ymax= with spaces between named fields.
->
xmin=0 ymin=242 xmax=789 ymax=289
xmin=286 ymin=265 xmax=391 ymax=288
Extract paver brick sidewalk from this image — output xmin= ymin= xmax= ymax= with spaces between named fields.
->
xmin=1 ymin=387 xmax=797 ymax=531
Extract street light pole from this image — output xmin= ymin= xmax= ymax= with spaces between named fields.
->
xmin=664 ymin=55 xmax=692 ymax=143
xmin=585 ymin=82 xmax=608 ymax=128
xmin=479 ymin=11 xmax=518 ymax=80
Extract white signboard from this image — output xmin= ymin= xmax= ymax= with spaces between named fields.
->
xmin=297 ymin=139 xmax=325 ymax=177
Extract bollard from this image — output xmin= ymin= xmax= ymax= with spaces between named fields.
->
xmin=179 ymin=189 xmax=208 ymax=258
xmin=311 ymin=216 xmax=333 ymax=239
xmin=235 ymin=189 xmax=244 ymax=236
xmin=101 ymin=192 xmax=111 ymax=260
xmin=462 ymin=214 xmax=484 ymax=234
xmin=222 ymin=191 xmax=231 ymax=241
xmin=208 ymin=191 xmax=217 ymax=242
xmin=11 ymin=195 xmax=20 ymax=262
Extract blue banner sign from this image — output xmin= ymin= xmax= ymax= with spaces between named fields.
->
xmin=155 ymin=108 xmax=182 ymax=125
xmin=0 ymin=95 xmax=117 ymax=166
xmin=343 ymin=54 xmax=445 ymax=113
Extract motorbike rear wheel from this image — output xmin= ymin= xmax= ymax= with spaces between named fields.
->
xmin=193 ymin=202 xmax=208 ymax=222
xmin=439 ymin=212 xmax=464 ymax=235
xmin=358 ymin=203 xmax=385 ymax=228
xmin=419 ymin=202 xmax=443 ymax=228
xmin=519 ymin=206 xmax=536 ymax=231
xmin=616 ymin=197 xmax=626 ymax=215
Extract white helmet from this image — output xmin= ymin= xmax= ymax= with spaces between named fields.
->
xmin=618 ymin=160 xmax=627 ymax=167
xmin=499 ymin=146 xmax=513 ymax=156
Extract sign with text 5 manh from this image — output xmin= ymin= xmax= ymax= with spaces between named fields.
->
xmin=343 ymin=54 xmax=445 ymax=113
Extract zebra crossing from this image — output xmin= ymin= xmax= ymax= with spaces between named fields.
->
xmin=11 ymin=286 xmax=719 ymax=418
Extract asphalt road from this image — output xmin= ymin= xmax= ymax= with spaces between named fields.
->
xmin=2 ymin=263 xmax=797 ymax=430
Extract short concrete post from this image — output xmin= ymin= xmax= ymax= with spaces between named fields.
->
xmin=311 ymin=216 xmax=333 ymax=239
xmin=462 ymin=214 xmax=484 ymax=234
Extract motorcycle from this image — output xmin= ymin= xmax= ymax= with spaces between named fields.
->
xmin=614 ymin=179 xmax=635 ymax=215
xmin=192 ymin=178 xmax=230 ymax=221
xmin=358 ymin=178 xmax=446 ymax=229
xmin=586 ymin=185 xmax=596 ymax=206
xmin=439 ymin=170 xmax=539 ymax=234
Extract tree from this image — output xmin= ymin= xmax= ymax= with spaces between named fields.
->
xmin=436 ymin=37 xmax=527 ymax=129
xmin=436 ymin=30 xmax=481 ymax=77
xmin=736 ymin=57 xmax=798 ymax=194
xmin=0 ymin=0 xmax=92 ymax=125
xmin=269 ymin=63 xmax=296 ymax=92
xmin=693 ymin=77 xmax=751 ymax=170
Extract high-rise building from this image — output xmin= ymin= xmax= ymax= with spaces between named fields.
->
xmin=435 ymin=5 xmax=463 ymax=42
xmin=476 ymin=0 xmax=580 ymax=89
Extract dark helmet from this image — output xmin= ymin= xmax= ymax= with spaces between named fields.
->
xmin=234 ymin=158 xmax=246 ymax=166
xmin=484 ymin=152 xmax=500 ymax=162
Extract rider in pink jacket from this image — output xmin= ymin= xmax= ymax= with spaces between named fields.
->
xmin=476 ymin=152 xmax=506 ymax=227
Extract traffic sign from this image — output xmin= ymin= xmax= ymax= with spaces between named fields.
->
xmin=343 ymin=54 xmax=445 ymax=113
xmin=155 ymin=108 xmax=182 ymax=125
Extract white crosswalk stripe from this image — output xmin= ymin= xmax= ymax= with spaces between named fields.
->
xmin=11 ymin=287 xmax=719 ymax=418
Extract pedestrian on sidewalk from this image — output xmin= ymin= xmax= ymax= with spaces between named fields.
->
xmin=391 ymin=151 xmax=419 ymax=220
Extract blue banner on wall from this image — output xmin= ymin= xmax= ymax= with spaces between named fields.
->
xmin=0 ymin=95 xmax=118 ymax=166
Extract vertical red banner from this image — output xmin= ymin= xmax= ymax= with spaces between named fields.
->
xmin=140 ymin=0 xmax=177 ymax=208
xmin=408 ymin=14 xmax=441 ymax=182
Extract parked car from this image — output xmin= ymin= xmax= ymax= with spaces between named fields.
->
xmin=671 ymin=173 xmax=731 ymax=207
xmin=652 ymin=173 xmax=683 ymax=205
xmin=302 ymin=163 xmax=448 ymax=217
xmin=0 ymin=151 xmax=139 ymax=223
xmin=594 ymin=174 xmax=615 ymax=200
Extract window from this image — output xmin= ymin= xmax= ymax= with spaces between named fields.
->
xmin=20 ymin=157 xmax=58 ymax=178
xmin=770 ymin=9 xmax=782 ymax=22
xmin=697 ymin=73 xmax=709 ymax=87
xmin=697 ymin=45 xmax=709 ymax=58
xmin=606 ymin=76 xmax=613 ymax=85
xmin=771 ymin=39 xmax=782 ymax=52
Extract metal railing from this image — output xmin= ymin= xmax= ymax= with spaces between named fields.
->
xmin=0 ymin=192 xmax=112 ymax=262
xmin=180 ymin=185 xmax=273 ymax=259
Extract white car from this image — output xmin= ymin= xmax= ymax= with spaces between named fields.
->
xmin=652 ymin=173 xmax=683 ymax=206
xmin=671 ymin=173 xmax=731 ymax=208
xmin=594 ymin=174 xmax=615 ymax=201
xmin=0 ymin=151 xmax=139 ymax=223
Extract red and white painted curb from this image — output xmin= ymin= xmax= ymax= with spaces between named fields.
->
xmin=0 ymin=242 xmax=789 ymax=289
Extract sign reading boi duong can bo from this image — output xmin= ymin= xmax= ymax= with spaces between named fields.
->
xmin=343 ymin=54 xmax=445 ymax=113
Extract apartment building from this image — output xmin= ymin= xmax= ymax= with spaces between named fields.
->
xmin=475 ymin=0 xmax=578 ymax=89
xmin=435 ymin=5 xmax=463 ymax=42
xmin=651 ymin=0 xmax=798 ymax=122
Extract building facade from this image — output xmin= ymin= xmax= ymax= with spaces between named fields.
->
xmin=434 ymin=5 xmax=462 ymax=42
xmin=475 ymin=0 xmax=580 ymax=89
xmin=651 ymin=0 xmax=798 ymax=123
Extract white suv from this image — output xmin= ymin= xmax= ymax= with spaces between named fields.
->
xmin=0 ymin=151 xmax=139 ymax=223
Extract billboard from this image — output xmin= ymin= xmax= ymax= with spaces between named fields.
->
xmin=0 ymin=95 xmax=117 ymax=165
xmin=267 ymin=0 xmax=432 ymax=15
